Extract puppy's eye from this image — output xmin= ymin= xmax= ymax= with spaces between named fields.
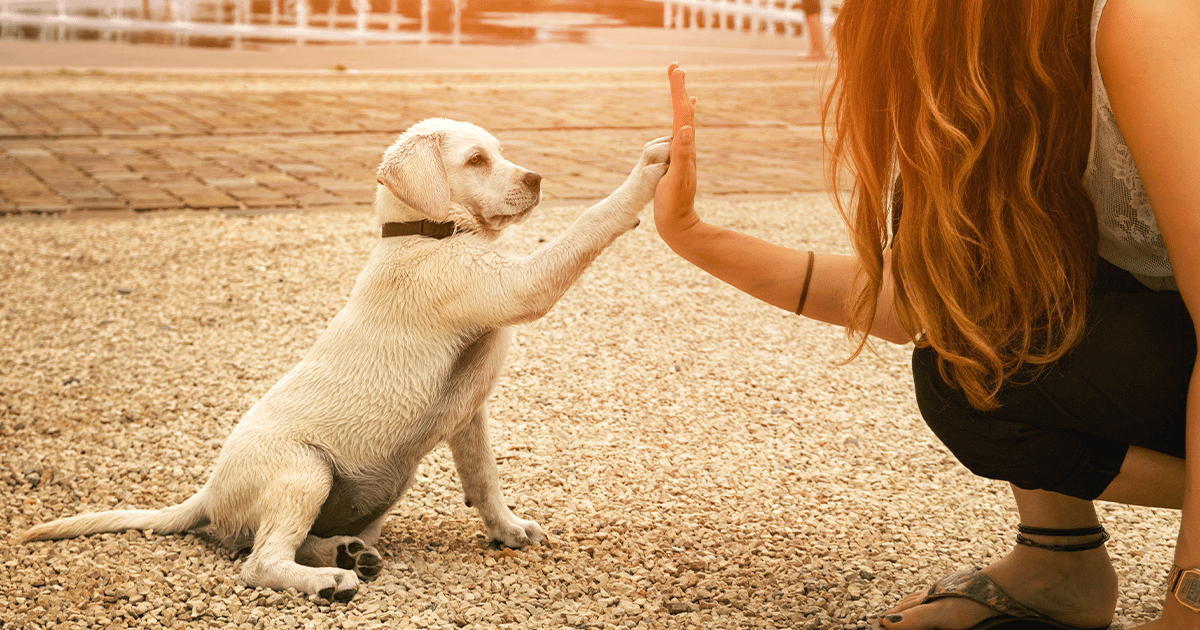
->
xmin=467 ymin=154 xmax=487 ymax=167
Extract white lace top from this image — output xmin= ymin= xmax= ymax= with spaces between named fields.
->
xmin=1083 ymin=0 xmax=1177 ymax=291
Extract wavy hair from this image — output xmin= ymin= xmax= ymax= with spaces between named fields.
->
xmin=825 ymin=0 xmax=1097 ymax=410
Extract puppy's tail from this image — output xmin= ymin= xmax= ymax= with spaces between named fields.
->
xmin=19 ymin=489 xmax=210 ymax=543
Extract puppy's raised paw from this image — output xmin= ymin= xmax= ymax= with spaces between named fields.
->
xmin=641 ymin=135 xmax=672 ymax=166
xmin=620 ymin=136 xmax=675 ymax=208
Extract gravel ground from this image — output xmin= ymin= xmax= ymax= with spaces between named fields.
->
xmin=0 ymin=195 xmax=1182 ymax=629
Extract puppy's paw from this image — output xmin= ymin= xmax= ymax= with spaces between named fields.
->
xmin=308 ymin=568 xmax=360 ymax=604
xmin=641 ymin=162 xmax=669 ymax=183
xmin=637 ymin=135 xmax=672 ymax=169
xmin=488 ymin=517 xmax=546 ymax=549
xmin=622 ymin=136 xmax=673 ymax=207
xmin=335 ymin=539 xmax=383 ymax=581
xmin=297 ymin=534 xmax=382 ymax=581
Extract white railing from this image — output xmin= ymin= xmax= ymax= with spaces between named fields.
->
xmin=0 ymin=0 xmax=463 ymax=45
xmin=658 ymin=0 xmax=837 ymax=36
xmin=0 ymin=0 xmax=838 ymax=47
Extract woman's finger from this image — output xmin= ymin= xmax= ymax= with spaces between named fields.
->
xmin=669 ymin=64 xmax=694 ymax=136
xmin=673 ymin=125 xmax=696 ymax=183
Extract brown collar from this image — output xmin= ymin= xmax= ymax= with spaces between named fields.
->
xmin=381 ymin=220 xmax=458 ymax=239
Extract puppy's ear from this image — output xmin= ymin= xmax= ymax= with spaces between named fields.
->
xmin=377 ymin=132 xmax=451 ymax=221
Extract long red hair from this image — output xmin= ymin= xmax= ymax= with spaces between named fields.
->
xmin=826 ymin=0 xmax=1097 ymax=410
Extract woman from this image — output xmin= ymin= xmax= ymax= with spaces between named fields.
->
xmin=652 ymin=0 xmax=1199 ymax=627
xmin=801 ymin=0 xmax=827 ymax=60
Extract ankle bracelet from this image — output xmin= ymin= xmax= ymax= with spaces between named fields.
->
xmin=1015 ymin=524 xmax=1109 ymax=552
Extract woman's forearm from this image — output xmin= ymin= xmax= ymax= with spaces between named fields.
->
xmin=1159 ymin=360 xmax=1200 ymax=626
xmin=660 ymin=219 xmax=912 ymax=344
xmin=653 ymin=63 xmax=909 ymax=345
xmin=1177 ymin=363 xmax=1200 ymax=562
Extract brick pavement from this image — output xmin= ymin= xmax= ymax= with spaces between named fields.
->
xmin=0 ymin=65 xmax=830 ymax=216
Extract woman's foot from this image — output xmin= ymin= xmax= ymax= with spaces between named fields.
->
xmin=878 ymin=538 xmax=1118 ymax=630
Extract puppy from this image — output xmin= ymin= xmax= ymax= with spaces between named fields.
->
xmin=22 ymin=118 xmax=671 ymax=602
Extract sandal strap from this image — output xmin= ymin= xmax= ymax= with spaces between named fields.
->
xmin=924 ymin=569 xmax=1046 ymax=619
xmin=1016 ymin=525 xmax=1109 ymax=552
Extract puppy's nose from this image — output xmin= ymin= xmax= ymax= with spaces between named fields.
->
xmin=523 ymin=171 xmax=541 ymax=190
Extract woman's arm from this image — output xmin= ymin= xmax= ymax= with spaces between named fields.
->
xmin=1098 ymin=1 xmax=1200 ymax=628
xmin=653 ymin=64 xmax=910 ymax=344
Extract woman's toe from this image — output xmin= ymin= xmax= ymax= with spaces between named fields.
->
xmin=879 ymin=598 xmax=998 ymax=630
xmin=882 ymin=588 xmax=932 ymax=615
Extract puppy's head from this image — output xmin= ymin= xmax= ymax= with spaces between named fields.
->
xmin=375 ymin=118 xmax=541 ymax=236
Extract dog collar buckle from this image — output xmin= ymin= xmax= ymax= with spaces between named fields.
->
xmin=381 ymin=220 xmax=458 ymax=240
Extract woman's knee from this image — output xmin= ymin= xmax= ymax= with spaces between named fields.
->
xmin=910 ymin=346 xmax=996 ymax=473
xmin=910 ymin=345 xmax=1124 ymax=499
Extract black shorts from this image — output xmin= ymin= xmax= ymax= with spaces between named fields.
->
xmin=912 ymin=258 xmax=1195 ymax=500
xmin=801 ymin=0 xmax=821 ymax=15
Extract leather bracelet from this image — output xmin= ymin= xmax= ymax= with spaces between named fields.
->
xmin=1017 ymin=525 xmax=1106 ymax=538
xmin=1015 ymin=531 xmax=1109 ymax=552
xmin=1014 ymin=524 xmax=1109 ymax=552
xmin=795 ymin=251 xmax=815 ymax=316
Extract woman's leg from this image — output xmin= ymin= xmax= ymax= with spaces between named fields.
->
xmin=801 ymin=0 xmax=826 ymax=59
xmin=882 ymin=445 xmax=1185 ymax=630
xmin=881 ymin=443 xmax=1186 ymax=630
xmin=883 ymin=488 xmax=1119 ymax=630
xmin=1098 ymin=445 xmax=1184 ymax=508
xmin=804 ymin=11 xmax=827 ymax=59
xmin=882 ymin=263 xmax=1194 ymax=629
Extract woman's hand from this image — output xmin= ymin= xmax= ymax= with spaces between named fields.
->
xmin=654 ymin=62 xmax=700 ymax=242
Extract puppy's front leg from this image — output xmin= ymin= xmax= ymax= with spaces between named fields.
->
xmin=553 ymin=134 xmax=672 ymax=243
xmin=460 ymin=136 xmax=671 ymax=328
xmin=449 ymin=406 xmax=544 ymax=548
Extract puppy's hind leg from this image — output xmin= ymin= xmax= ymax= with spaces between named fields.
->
xmin=296 ymin=514 xmax=386 ymax=582
xmin=450 ymin=406 xmax=545 ymax=548
xmin=239 ymin=454 xmax=359 ymax=602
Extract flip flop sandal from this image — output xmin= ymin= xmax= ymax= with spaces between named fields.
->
xmin=915 ymin=568 xmax=1112 ymax=630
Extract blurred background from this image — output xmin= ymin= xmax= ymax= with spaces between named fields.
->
xmin=0 ymin=0 xmax=840 ymax=69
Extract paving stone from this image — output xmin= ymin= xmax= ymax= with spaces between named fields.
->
xmin=293 ymin=192 xmax=349 ymax=206
xmin=126 ymin=197 xmax=187 ymax=211
xmin=0 ymin=65 xmax=829 ymax=214
xmin=14 ymin=202 xmax=71 ymax=213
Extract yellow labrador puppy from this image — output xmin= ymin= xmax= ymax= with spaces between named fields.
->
xmin=22 ymin=118 xmax=672 ymax=603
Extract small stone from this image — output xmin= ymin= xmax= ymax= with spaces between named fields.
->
xmin=665 ymin=601 xmax=694 ymax=614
